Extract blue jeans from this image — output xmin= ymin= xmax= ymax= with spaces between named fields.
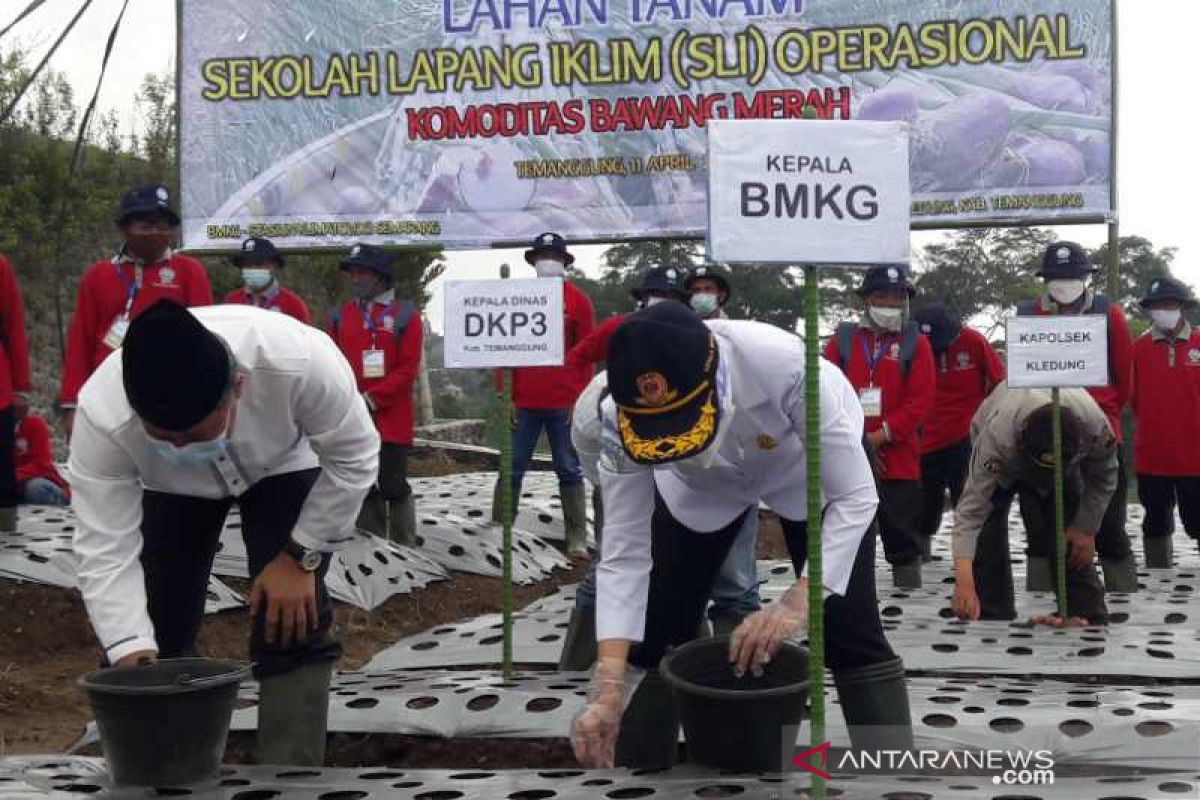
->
xmin=21 ymin=478 xmax=69 ymax=506
xmin=576 ymin=504 xmax=762 ymax=619
xmin=512 ymin=408 xmax=583 ymax=492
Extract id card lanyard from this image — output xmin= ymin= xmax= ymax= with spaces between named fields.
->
xmin=859 ymin=331 xmax=894 ymax=418
xmin=104 ymin=264 xmax=143 ymax=349
xmin=361 ymin=300 xmax=396 ymax=379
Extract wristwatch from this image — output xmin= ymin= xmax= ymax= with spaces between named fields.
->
xmin=282 ymin=539 xmax=322 ymax=572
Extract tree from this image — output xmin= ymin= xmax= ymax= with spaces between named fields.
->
xmin=1088 ymin=236 xmax=1176 ymax=310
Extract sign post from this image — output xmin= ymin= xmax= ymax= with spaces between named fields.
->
xmin=443 ymin=272 xmax=566 ymax=677
xmin=708 ymin=118 xmax=910 ymax=798
xmin=1006 ymin=314 xmax=1110 ymax=619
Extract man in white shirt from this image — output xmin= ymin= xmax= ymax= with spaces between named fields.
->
xmin=69 ymin=299 xmax=380 ymax=766
xmin=569 ymin=302 xmax=912 ymax=769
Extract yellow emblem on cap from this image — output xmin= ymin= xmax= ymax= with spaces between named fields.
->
xmin=757 ymin=434 xmax=777 ymax=450
xmin=634 ymin=372 xmax=677 ymax=408
xmin=618 ymin=394 xmax=717 ymax=463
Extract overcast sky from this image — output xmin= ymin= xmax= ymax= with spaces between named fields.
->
xmin=5 ymin=1 xmax=1198 ymax=332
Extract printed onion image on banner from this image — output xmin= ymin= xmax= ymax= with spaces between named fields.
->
xmin=178 ymin=0 xmax=1114 ymax=251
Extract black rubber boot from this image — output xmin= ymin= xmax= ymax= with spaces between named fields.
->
xmin=614 ymin=669 xmax=679 ymax=769
xmin=920 ymin=536 xmax=933 ymax=563
xmin=891 ymin=560 xmax=922 ymax=589
xmin=387 ymin=496 xmax=416 ymax=547
xmin=1025 ymin=556 xmax=1054 ymax=593
xmin=1144 ymin=536 xmax=1173 ymax=569
xmin=556 ymin=605 xmax=597 ymax=671
xmin=1101 ymin=555 xmax=1139 ymax=593
xmin=256 ymin=661 xmax=334 ymax=766
xmin=0 ymin=506 xmax=14 ymax=533
xmin=833 ymin=657 xmax=915 ymax=756
xmin=355 ymin=494 xmax=386 ymax=538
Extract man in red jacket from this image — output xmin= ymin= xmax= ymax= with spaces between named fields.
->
xmin=912 ymin=304 xmax=1005 ymax=560
xmin=494 ymin=232 xmax=595 ymax=554
xmin=16 ymin=410 xmax=70 ymax=506
xmin=1016 ymin=241 xmax=1137 ymax=592
xmin=224 ymin=237 xmax=311 ymax=323
xmin=0 ymin=255 xmax=31 ymax=530
xmin=567 ymin=265 xmax=689 ymax=369
xmin=330 ymin=244 xmax=423 ymax=545
xmin=1131 ymin=277 xmax=1200 ymax=568
xmin=59 ymin=184 xmax=213 ymax=434
xmin=825 ymin=265 xmax=936 ymax=588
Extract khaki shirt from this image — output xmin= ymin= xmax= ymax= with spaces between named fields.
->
xmin=951 ymin=381 xmax=1117 ymax=560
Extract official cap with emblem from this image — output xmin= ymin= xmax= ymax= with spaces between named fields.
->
xmin=857 ymin=264 xmax=915 ymax=297
xmin=524 ymin=231 xmax=574 ymax=266
xmin=607 ymin=302 xmax=720 ymax=466
xmin=684 ymin=265 xmax=732 ymax=299
xmin=1037 ymin=241 xmax=1095 ymax=279
xmin=1139 ymin=276 xmax=1197 ymax=308
xmin=123 ymin=299 xmax=235 ymax=432
xmin=116 ymin=183 xmax=180 ymax=226
xmin=339 ymin=243 xmax=395 ymax=281
xmin=630 ymin=264 xmax=689 ymax=302
xmin=232 ymin=237 xmax=285 ymax=268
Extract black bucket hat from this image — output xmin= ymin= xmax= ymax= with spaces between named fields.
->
xmin=685 ymin=265 xmax=731 ymax=299
xmin=232 ymin=237 xmax=285 ymax=268
xmin=524 ymin=231 xmax=574 ymax=266
xmin=912 ymin=304 xmax=962 ymax=353
xmin=857 ymin=264 xmax=915 ymax=297
xmin=607 ymin=302 xmax=720 ymax=466
xmin=631 ymin=265 xmax=689 ymax=302
xmin=339 ymin=243 xmax=395 ymax=281
xmin=116 ymin=183 xmax=180 ymax=226
xmin=1140 ymin=276 xmax=1197 ymax=309
xmin=1038 ymin=242 xmax=1096 ymax=279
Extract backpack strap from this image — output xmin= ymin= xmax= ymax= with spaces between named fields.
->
xmin=835 ymin=322 xmax=857 ymax=371
xmin=392 ymin=298 xmax=416 ymax=340
xmin=1089 ymin=294 xmax=1110 ymax=315
xmin=897 ymin=322 xmax=920 ymax=378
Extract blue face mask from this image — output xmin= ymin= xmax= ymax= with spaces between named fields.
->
xmin=152 ymin=435 xmax=228 ymax=467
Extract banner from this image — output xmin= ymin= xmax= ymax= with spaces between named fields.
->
xmin=179 ymin=0 xmax=1114 ymax=252
xmin=1006 ymin=315 xmax=1109 ymax=388
xmin=708 ymin=119 xmax=909 ymax=265
xmin=442 ymin=278 xmax=565 ymax=368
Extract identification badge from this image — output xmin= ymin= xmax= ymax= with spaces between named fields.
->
xmin=362 ymin=349 xmax=386 ymax=378
xmin=859 ymin=387 xmax=883 ymax=418
xmin=103 ymin=317 xmax=130 ymax=349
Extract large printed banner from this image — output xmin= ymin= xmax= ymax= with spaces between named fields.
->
xmin=179 ymin=0 xmax=1113 ymax=252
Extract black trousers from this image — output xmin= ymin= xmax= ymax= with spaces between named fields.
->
xmin=974 ymin=479 xmax=1107 ymax=622
xmin=1138 ymin=474 xmax=1200 ymax=540
xmin=0 ymin=406 xmax=17 ymax=509
xmin=139 ymin=468 xmax=341 ymax=679
xmin=630 ymin=494 xmax=895 ymax=674
xmin=1017 ymin=447 xmax=1131 ymax=562
xmin=877 ymin=479 xmax=924 ymax=566
xmin=376 ymin=442 xmax=411 ymax=502
xmin=918 ymin=439 xmax=971 ymax=542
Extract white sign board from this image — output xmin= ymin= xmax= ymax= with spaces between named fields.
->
xmin=1006 ymin=315 xmax=1109 ymax=388
xmin=443 ymin=278 xmax=564 ymax=369
xmin=707 ymin=119 xmax=911 ymax=266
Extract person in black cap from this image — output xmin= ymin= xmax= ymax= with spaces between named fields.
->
xmin=567 ymin=264 xmax=690 ymax=370
xmin=492 ymin=232 xmax=595 ymax=554
xmin=1016 ymin=241 xmax=1137 ymax=592
xmin=59 ymin=183 xmax=213 ymax=435
xmin=570 ymin=302 xmax=911 ymax=770
xmin=825 ymin=265 xmax=935 ymax=588
xmin=328 ymin=244 xmax=424 ymax=546
xmin=1131 ymin=276 xmax=1200 ymax=567
xmin=685 ymin=265 xmax=732 ymax=320
xmin=225 ymin=237 xmax=311 ymax=323
xmin=68 ymin=299 xmax=380 ymax=766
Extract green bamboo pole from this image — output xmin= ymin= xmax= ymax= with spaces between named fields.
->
xmin=1052 ymin=389 xmax=1068 ymax=619
xmin=499 ymin=263 xmax=514 ymax=678
xmin=804 ymin=265 xmax=825 ymax=800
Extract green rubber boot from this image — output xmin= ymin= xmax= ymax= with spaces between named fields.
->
xmin=1025 ymin=556 xmax=1055 ymax=593
xmin=1101 ymin=555 xmax=1139 ymax=593
xmin=355 ymin=493 xmax=386 ymax=538
xmin=614 ymin=669 xmax=678 ymax=770
xmin=561 ymin=485 xmax=589 ymax=555
xmin=0 ymin=506 xmax=15 ymax=534
xmin=256 ymin=660 xmax=334 ymax=766
xmin=834 ymin=657 xmax=915 ymax=756
xmin=1144 ymin=536 xmax=1174 ymax=569
xmin=387 ymin=496 xmax=417 ymax=547
xmin=556 ymin=605 xmax=597 ymax=672
xmin=891 ymin=560 xmax=922 ymax=589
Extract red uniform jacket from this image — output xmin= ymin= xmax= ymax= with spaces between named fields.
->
xmin=497 ymin=281 xmax=595 ymax=409
xmin=567 ymin=313 xmax=625 ymax=368
xmin=60 ymin=254 xmax=213 ymax=406
xmin=331 ymin=297 xmax=423 ymax=445
xmin=15 ymin=414 xmax=69 ymax=495
xmin=0 ymin=257 xmax=31 ymax=410
xmin=1131 ymin=326 xmax=1200 ymax=476
xmin=825 ymin=326 xmax=936 ymax=481
xmin=1024 ymin=296 xmax=1132 ymax=442
xmin=224 ymin=287 xmax=312 ymax=324
xmin=921 ymin=327 xmax=1005 ymax=454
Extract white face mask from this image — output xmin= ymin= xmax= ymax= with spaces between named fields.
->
xmin=242 ymin=268 xmax=273 ymax=291
xmin=534 ymin=259 xmax=565 ymax=278
xmin=1047 ymin=279 xmax=1087 ymax=305
xmin=690 ymin=293 xmax=721 ymax=317
xmin=868 ymin=306 xmax=904 ymax=332
xmin=1150 ymin=309 xmax=1182 ymax=332
xmin=152 ymin=435 xmax=228 ymax=467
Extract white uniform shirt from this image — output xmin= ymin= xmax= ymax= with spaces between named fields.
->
xmin=581 ymin=319 xmax=878 ymax=642
xmin=69 ymin=305 xmax=381 ymax=663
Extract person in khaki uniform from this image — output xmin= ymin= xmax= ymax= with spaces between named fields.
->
xmin=951 ymin=382 xmax=1118 ymax=625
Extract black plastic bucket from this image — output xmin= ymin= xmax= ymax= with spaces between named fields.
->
xmin=79 ymin=658 xmax=250 ymax=786
xmin=661 ymin=636 xmax=808 ymax=772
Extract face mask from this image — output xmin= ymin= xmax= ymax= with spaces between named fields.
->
xmin=152 ymin=435 xmax=228 ymax=467
xmin=534 ymin=259 xmax=566 ymax=278
xmin=690 ymin=293 xmax=720 ymax=317
xmin=1150 ymin=309 xmax=1182 ymax=332
xmin=868 ymin=306 xmax=904 ymax=332
xmin=242 ymin=268 xmax=273 ymax=291
xmin=125 ymin=233 xmax=171 ymax=264
xmin=1047 ymin=279 xmax=1086 ymax=306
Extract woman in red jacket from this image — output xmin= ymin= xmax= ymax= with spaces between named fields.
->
xmin=0 ymin=254 xmax=31 ymax=529
xmin=16 ymin=411 xmax=70 ymax=506
xmin=329 ymin=244 xmax=423 ymax=546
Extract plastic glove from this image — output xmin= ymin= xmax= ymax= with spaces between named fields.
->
xmin=570 ymin=657 xmax=637 ymax=769
xmin=729 ymin=582 xmax=809 ymax=677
